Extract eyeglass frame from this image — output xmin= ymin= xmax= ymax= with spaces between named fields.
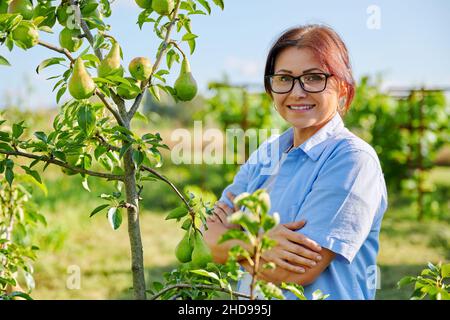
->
xmin=265 ymin=72 xmax=334 ymax=94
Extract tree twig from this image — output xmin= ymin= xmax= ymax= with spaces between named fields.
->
xmin=95 ymin=88 xmax=125 ymax=126
xmin=94 ymin=133 xmax=120 ymax=152
xmin=149 ymin=283 xmax=251 ymax=300
xmin=169 ymin=40 xmax=186 ymax=58
xmin=38 ymin=40 xmax=75 ymax=63
xmin=0 ymin=149 xmax=124 ymax=181
xmin=69 ymin=0 xmax=103 ymax=60
xmin=140 ymin=164 xmax=194 ymax=215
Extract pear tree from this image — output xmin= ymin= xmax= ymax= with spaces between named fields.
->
xmin=0 ymin=0 xmax=224 ymax=300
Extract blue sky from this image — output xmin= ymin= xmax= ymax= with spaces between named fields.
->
xmin=1 ymin=0 xmax=449 ymax=109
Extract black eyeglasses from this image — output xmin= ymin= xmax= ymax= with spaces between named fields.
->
xmin=266 ymin=73 xmax=333 ymax=94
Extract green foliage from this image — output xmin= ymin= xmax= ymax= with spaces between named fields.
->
xmin=345 ymin=76 xmax=450 ymax=220
xmin=398 ymin=262 xmax=450 ymax=300
xmin=0 ymin=176 xmax=46 ymax=300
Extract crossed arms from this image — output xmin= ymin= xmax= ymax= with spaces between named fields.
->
xmin=203 ymin=193 xmax=336 ymax=286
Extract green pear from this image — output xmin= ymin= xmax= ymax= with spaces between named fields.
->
xmin=135 ymin=0 xmax=152 ymax=9
xmin=97 ymin=41 xmax=122 ymax=78
xmin=128 ymin=57 xmax=152 ymax=81
xmin=8 ymin=0 xmax=33 ymax=20
xmin=32 ymin=2 xmax=57 ymax=28
xmin=191 ymin=231 xmax=212 ymax=268
xmin=175 ymin=231 xmax=194 ymax=263
xmin=69 ymin=58 xmax=96 ymax=100
xmin=0 ymin=0 xmax=10 ymax=14
xmin=174 ymin=57 xmax=198 ymax=101
xmin=12 ymin=20 xmax=39 ymax=49
xmin=152 ymin=0 xmax=173 ymax=16
xmin=59 ymin=27 xmax=83 ymax=52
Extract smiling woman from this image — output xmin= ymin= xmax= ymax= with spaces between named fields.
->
xmin=203 ymin=24 xmax=388 ymax=300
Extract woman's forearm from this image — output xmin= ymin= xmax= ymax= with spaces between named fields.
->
xmin=240 ymin=249 xmax=336 ymax=286
xmin=240 ymin=258 xmax=308 ymax=286
xmin=203 ymin=221 xmax=252 ymax=264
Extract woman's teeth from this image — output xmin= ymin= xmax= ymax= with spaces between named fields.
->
xmin=288 ymin=104 xmax=315 ymax=110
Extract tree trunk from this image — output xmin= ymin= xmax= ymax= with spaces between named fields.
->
xmin=123 ymin=143 xmax=146 ymax=299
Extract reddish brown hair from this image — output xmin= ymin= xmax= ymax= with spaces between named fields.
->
xmin=264 ymin=24 xmax=355 ymax=113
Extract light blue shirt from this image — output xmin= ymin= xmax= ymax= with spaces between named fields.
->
xmin=219 ymin=112 xmax=388 ymax=300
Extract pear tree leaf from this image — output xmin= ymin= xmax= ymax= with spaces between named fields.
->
xmin=107 ymin=207 xmax=122 ymax=230
xmin=20 ymin=166 xmax=42 ymax=184
xmin=82 ymin=177 xmax=91 ymax=192
xmin=187 ymin=39 xmax=196 ymax=55
xmin=165 ymin=206 xmax=189 ymax=220
xmin=197 ymin=0 xmax=211 ymax=14
xmin=5 ymin=166 xmax=14 ymax=186
xmin=133 ymin=111 xmax=148 ymax=124
xmin=12 ymin=122 xmax=25 ymax=139
xmin=89 ymin=204 xmax=109 ymax=217
xmin=33 ymin=131 xmax=48 ymax=143
xmin=36 ymin=57 xmax=65 ymax=74
xmin=190 ymin=270 xmax=220 ymax=281
xmin=77 ymin=104 xmax=96 ymax=136
xmin=132 ymin=149 xmax=145 ymax=168
xmin=56 ymin=85 xmax=67 ymax=104
xmin=442 ymin=263 xmax=450 ymax=278
xmin=38 ymin=25 xmax=53 ymax=33
xmin=149 ymin=85 xmax=160 ymax=101
xmin=212 ymin=0 xmax=225 ymax=10
xmin=0 ymin=55 xmax=11 ymax=66
xmin=0 ymin=143 xmax=14 ymax=152
xmin=218 ymin=229 xmax=251 ymax=244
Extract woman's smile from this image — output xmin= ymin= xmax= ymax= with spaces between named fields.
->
xmin=287 ymin=103 xmax=317 ymax=112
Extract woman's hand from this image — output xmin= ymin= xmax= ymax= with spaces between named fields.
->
xmin=206 ymin=192 xmax=241 ymax=230
xmin=262 ymin=221 xmax=323 ymax=274
xmin=203 ymin=192 xmax=251 ymax=263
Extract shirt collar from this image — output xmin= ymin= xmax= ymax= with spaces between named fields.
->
xmin=280 ymin=112 xmax=345 ymax=161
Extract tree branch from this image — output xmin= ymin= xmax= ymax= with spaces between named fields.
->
xmin=140 ymin=165 xmax=194 ymax=215
xmin=93 ymin=138 xmax=195 ymax=219
xmin=128 ymin=0 xmax=183 ymax=119
xmin=95 ymin=89 xmax=125 ymax=126
xmin=149 ymin=283 xmax=251 ymax=300
xmin=38 ymin=40 xmax=74 ymax=63
xmin=169 ymin=40 xmax=186 ymax=58
xmin=94 ymin=133 xmax=120 ymax=152
xmin=0 ymin=149 xmax=124 ymax=181
xmin=69 ymin=0 xmax=103 ymax=60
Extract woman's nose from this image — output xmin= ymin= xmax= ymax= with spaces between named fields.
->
xmin=291 ymin=79 xmax=308 ymax=97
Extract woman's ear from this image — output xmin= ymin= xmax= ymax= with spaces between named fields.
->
xmin=338 ymin=81 xmax=348 ymax=108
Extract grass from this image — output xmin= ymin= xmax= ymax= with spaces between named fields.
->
xmin=16 ymin=165 xmax=450 ymax=300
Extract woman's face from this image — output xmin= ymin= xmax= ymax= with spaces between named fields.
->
xmin=272 ymin=47 xmax=344 ymax=132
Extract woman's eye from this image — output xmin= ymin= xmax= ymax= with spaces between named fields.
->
xmin=279 ymin=76 xmax=291 ymax=82
xmin=304 ymin=75 xmax=323 ymax=82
